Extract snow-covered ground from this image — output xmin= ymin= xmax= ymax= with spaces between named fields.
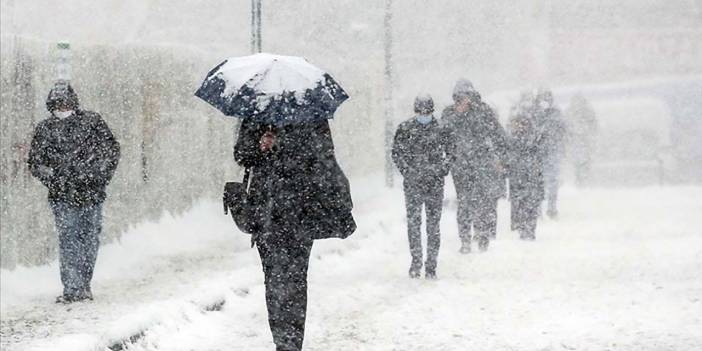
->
xmin=2 ymin=179 xmax=701 ymax=350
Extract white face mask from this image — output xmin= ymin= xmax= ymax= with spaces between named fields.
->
xmin=53 ymin=110 xmax=74 ymax=119
xmin=416 ymin=114 xmax=433 ymax=125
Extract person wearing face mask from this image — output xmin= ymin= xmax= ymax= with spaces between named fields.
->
xmin=28 ymin=80 xmax=121 ymax=303
xmin=441 ymin=79 xmax=508 ymax=253
xmin=392 ymin=94 xmax=449 ymax=279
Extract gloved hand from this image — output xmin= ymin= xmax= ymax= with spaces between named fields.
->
xmin=441 ymin=161 xmax=451 ymax=177
xmin=36 ymin=165 xmax=55 ymax=178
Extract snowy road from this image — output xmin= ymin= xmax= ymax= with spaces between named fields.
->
xmin=2 ymin=184 xmax=702 ymax=350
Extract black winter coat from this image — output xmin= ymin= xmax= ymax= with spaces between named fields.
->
xmin=391 ymin=117 xmax=449 ymax=185
xmin=234 ymin=119 xmax=355 ymax=241
xmin=28 ymin=110 xmax=121 ymax=206
xmin=441 ymin=102 xmax=508 ymax=199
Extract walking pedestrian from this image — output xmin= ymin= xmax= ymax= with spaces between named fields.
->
xmin=534 ymin=89 xmax=566 ymax=218
xmin=507 ymin=92 xmax=545 ymax=240
xmin=28 ymin=81 xmax=121 ymax=303
xmin=392 ymin=94 xmax=449 ymax=279
xmin=565 ymin=94 xmax=598 ymax=186
xmin=234 ymin=118 xmax=355 ymax=351
xmin=441 ymin=79 xmax=508 ymax=252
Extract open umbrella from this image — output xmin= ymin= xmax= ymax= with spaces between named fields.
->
xmin=195 ymin=53 xmax=349 ymax=125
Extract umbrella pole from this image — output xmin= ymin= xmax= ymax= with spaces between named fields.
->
xmin=251 ymin=0 xmax=262 ymax=53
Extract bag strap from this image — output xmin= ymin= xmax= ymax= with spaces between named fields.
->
xmin=243 ymin=168 xmax=251 ymax=186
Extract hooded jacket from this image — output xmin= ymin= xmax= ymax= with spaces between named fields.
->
xmin=441 ymin=97 xmax=508 ymax=199
xmin=28 ymin=82 xmax=121 ymax=206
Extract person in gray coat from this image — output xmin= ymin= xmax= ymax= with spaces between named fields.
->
xmin=565 ymin=94 xmax=598 ymax=186
xmin=392 ymin=95 xmax=449 ymax=279
xmin=441 ymin=80 xmax=508 ymax=253
xmin=507 ymin=91 xmax=545 ymax=240
xmin=534 ymin=89 xmax=566 ymax=219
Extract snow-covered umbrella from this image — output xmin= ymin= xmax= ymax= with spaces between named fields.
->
xmin=195 ymin=53 xmax=349 ymax=125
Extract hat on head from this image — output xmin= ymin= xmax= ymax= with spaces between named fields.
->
xmin=535 ymin=87 xmax=554 ymax=106
xmin=414 ymin=94 xmax=434 ymax=114
xmin=452 ymin=78 xmax=480 ymax=103
xmin=46 ymin=80 xmax=79 ymax=112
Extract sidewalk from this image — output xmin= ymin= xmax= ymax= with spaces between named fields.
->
xmin=2 ymin=184 xmax=702 ymax=350
xmin=0 ymin=201 xmax=250 ymax=351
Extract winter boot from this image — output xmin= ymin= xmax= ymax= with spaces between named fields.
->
xmin=55 ymin=294 xmax=77 ymax=304
xmin=519 ymin=230 xmax=535 ymax=241
xmin=518 ymin=230 xmax=527 ymax=240
xmin=76 ymin=288 xmax=93 ymax=302
xmin=408 ymin=259 xmax=422 ymax=279
xmin=459 ymin=241 xmax=471 ymax=254
xmin=477 ymin=236 xmax=490 ymax=252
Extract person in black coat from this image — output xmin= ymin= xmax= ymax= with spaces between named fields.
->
xmin=27 ymin=81 xmax=120 ymax=303
xmin=392 ymin=95 xmax=449 ymax=279
xmin=234 ymin=117 xmax=355 ymax=351
xmin=507 ymin=92 xmax=545 ymax=240
xmin=441 ymin=79 xmax=508 ymax=253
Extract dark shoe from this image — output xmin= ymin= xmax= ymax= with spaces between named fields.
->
xmin=459 ymin=242 xmax=471 ymax=254
xmin=425 ymin=269 xmax=437 ymax=280
xmin=478 ymin=237 xmax=489 ymax=252
xmin=519 ymin=230 xmax=536 ymax=241
xmin=409 ymin=259 xmax=422 ymax=279
xmin=55 ymin=294 xmax=77 ymax=304
xmin=76 ymin=289 xmax=94 ymax=301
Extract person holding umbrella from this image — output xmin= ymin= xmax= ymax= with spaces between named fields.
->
xmin=392 ymin=94 xmax=449 ymax=279
xmin=196 ymin=53 xmax=355 ymax=351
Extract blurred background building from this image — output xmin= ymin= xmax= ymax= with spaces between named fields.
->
xmin=1 ymin=0 xmax=700 ymax=267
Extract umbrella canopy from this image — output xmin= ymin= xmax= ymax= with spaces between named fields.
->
xmin=195 ymin=53 xmax=348 ymax=125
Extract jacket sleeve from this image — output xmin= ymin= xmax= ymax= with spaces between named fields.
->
xmin=439 ymin=124 xmax=452 ymax=175
xmin=440 ymin=108 xmax=458 ymax=169
xmin=311 ymin=121 xmax=353 ymax=213
xmin=27 ymin=121 xmax=55 ymax=188
xmin=234 ymin=119 xmax=268 ymax=168
xmin=92 ymin=114 xmax=121 ymax=185
xmin=487 ymin=109 xmax=509 ymax=165
xmin=391 ymin=125 xmax=409 ymax=177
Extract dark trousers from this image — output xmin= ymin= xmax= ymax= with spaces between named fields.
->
xmin=455 ymin=188 xmax=498 ymax=244
xmin=49 ymin=200 xmax=102 ymax=297
xmin=511 ymin=197 xmax=539 ymax=238
xmin=403 ymin=179 xmax=444 ymax=272
xmin=544 ymin=161 xmax=560 ymax=214
xmin=574 ymin=161 xmax=591 ymax=187
xmin=256 ymin=233 xmax=313 ymax=351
